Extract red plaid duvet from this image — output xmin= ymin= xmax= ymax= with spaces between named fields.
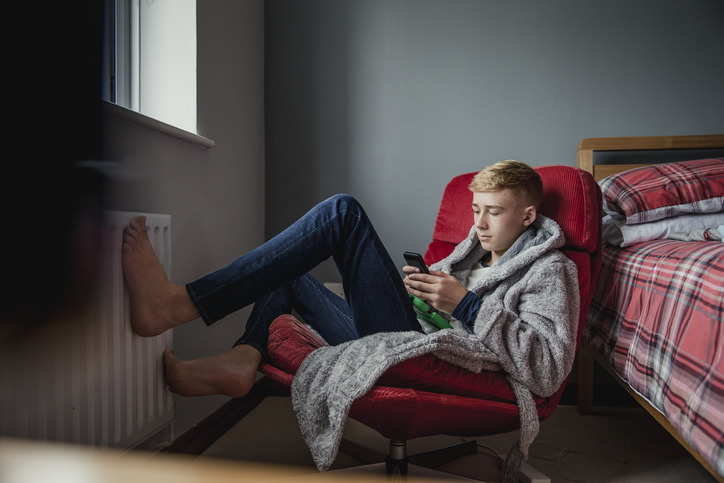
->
xmin=585 ymin=239 xmax=724 ymax=475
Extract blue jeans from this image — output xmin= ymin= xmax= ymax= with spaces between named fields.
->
xmin=186 ymin=194 xmax=422 ymax=356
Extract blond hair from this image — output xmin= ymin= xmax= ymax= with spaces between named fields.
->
xmin=468 ymin=160 xmax=543 ymax=208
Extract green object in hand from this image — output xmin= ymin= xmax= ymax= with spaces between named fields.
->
xmin=409 ymin=294 xmax=453 ymax=329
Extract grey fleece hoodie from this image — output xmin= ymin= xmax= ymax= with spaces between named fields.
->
xmin=291 ymin=215 xmax=580 ymax=483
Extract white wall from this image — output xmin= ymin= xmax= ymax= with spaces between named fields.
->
xmin=265 ymin=0 xmax=724 ymax=283
xmin=103 ymin=1 xmax=265 ymax=437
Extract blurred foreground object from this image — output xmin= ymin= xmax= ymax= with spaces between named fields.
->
xmin=2 ymin=1 xmax=106 ymax=337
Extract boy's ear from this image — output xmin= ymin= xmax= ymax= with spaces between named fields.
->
xmin=522 ymin=205 xmax=537 ymax=226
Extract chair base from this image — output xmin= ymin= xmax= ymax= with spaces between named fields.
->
xmin=334 ymin=462 xmax=478 ymax=481
xmin=337 ymin=438 xmax=550 ymax=483
xmin=338 ymin=438 xmax=479 ymax=480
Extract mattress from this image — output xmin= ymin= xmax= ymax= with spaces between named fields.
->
xmin=584 ymin=239 xmax=724 ymax=474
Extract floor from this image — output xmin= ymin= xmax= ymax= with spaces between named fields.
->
xmin=200 ymin=395 xmax=718 ymax=483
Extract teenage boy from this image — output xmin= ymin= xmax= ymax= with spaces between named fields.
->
xmin=123 ymin=160 xmax=579 ymax=482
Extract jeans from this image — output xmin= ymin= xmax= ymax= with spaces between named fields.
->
xmin=186 ymin=194 xmax=422 ymax=356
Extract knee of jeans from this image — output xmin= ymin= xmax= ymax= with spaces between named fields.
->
xmin=330 ymin=194 xmax=362 ymax=214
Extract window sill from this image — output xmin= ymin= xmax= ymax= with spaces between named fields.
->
xmin=103 ymin=101 xmax=215 ymax=149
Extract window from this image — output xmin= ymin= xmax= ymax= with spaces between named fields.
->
xmin=103 ymin=0 xmax=197 ymax=135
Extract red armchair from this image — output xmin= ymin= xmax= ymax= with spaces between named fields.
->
xmin=259 ymin=165 xmax=602 ymax=479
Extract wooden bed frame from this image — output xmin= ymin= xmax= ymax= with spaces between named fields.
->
xmin=576 ymin=134 xmax=724 ymax=482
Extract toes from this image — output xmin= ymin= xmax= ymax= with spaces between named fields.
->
xmin=122 ymin=233 xmax=141 ymax=255
xmin=123 ymin=216 xmax=150 ymax=249
xmin=125 ymin=216 xmax=148 ymax=238
xmin=131 ymin=216 xmax=148 ymax=230
xmin=122 ymin=241 xmax=133 ymax=256
xmin=163 ymin=348 xmax=178 ymax=364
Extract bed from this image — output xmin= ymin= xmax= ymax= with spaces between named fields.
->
xmin=575 ymin=134 xmax=724 ymax=481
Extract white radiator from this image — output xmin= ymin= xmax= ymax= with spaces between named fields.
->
xmin=0 ymin=211 xmax=174 ymax=449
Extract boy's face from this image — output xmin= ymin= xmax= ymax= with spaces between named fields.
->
xmin=472 ymin=189 xmax=536 ymax=264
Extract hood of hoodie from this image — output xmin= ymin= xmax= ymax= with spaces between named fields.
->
xmin=430 ymin=215 xmax=566 ymax=293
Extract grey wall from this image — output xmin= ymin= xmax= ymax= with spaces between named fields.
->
xmin=103 ymin=1 xmax=265 ymax=437
xmin=266 ymin=0 xmax=724 ymax=282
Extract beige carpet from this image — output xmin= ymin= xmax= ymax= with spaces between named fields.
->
xmin=201 ymin=396 xmax=717 ymax=483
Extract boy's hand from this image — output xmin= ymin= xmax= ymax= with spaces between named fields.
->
xmin=403 ymin=267 xmax=468 ymax=314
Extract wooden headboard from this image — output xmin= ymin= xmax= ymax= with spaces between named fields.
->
xmin=577 ymin=134 xmax=724 ymax=181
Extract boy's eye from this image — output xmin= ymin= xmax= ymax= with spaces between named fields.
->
xmin=490 ymin=212 xmax=499 ymax=216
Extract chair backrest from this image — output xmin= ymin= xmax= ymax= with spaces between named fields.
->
xmin=426 ymin=166 xmax=600 ymax=259
xmin=424 ymin=165 xmax=603 ymax=346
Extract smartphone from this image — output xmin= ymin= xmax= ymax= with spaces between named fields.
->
xmin=403 ymin=251 xmax=430 ymax=274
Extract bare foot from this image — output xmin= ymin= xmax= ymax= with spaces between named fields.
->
xmin=164 ymin=345 xmax=262 ymax=398
xmin=122 ymin=216 xmax=199 ymax=337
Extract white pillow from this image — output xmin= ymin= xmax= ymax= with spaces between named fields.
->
xmin=603 ymin=212 xmax=724 ymax=247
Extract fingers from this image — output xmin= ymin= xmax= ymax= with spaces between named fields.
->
xmin=403 ymin=270 xmax=453 ymax=304
xmin=404 ymin=273 xmax=436 ymax=296
xmin=406 ymin=286 xmax=425 ymax=301
xmin=406 ymin=272 xmax=437 ymax=283
xmin=403 ymin=265 xmax=426 ymax=293
xmin=405 ymin=270 xmax=468 ymax=313
xmin=402 ymin=265 xmax=422 ymax=277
